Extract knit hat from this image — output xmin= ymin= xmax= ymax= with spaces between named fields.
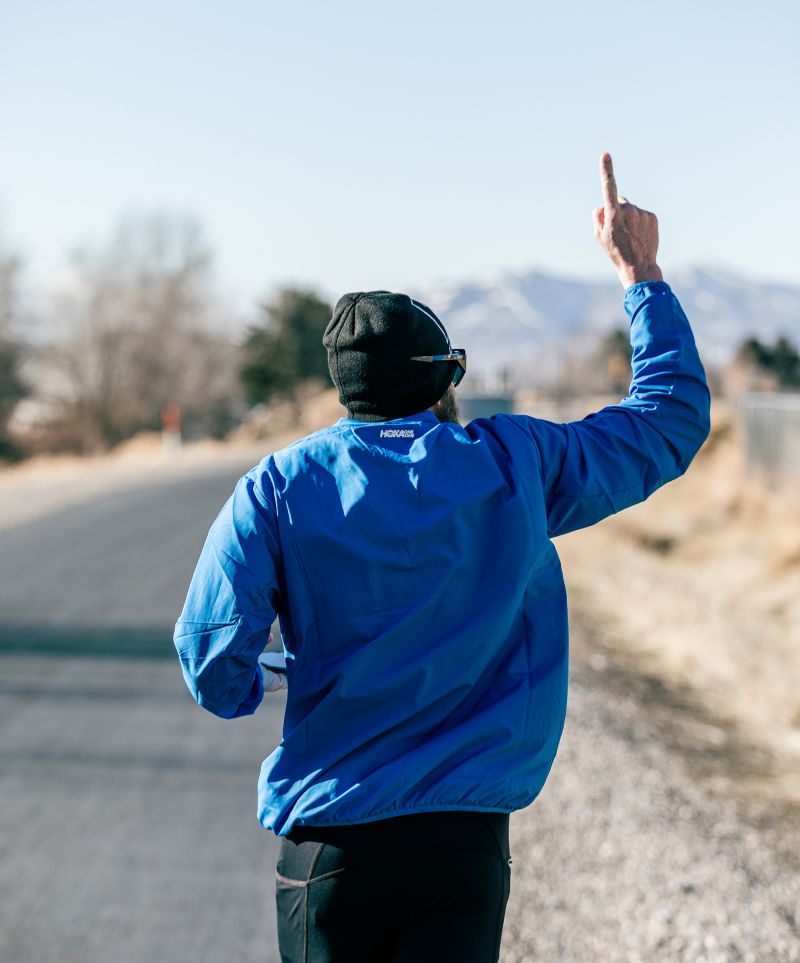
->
xmin=323 ymin=291 xmax=456 ymax=422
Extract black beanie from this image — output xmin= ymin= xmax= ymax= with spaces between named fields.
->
xmin=323 ymin=291 xmax=455 ymax=422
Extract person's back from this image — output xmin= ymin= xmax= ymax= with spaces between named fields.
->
xmin=250 ymin=410 xmax=570 ymax=834
xmin=173 ymin=154 xmax=711 ymax=962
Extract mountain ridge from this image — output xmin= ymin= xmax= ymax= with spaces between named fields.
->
xmin=413 ymin=265 xmax=800 ymax=383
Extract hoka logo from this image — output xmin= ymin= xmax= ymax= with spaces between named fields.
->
xmin=380 ymin=429 xmax=415 ymax=438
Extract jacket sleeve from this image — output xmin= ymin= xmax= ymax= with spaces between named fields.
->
xmin=518 ymin=281 xmax=711 ymax=538
xmin=173 ymin=471 xmax=281 ymax=719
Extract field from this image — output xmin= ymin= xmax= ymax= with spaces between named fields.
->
xmin=558 ymin=404 xmax=800 ymax=802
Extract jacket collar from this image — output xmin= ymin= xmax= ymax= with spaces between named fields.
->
xmin=337 ymin=410 xmax=440 ymax=428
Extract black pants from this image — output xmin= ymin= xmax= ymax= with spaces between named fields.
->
xmin=275 ymin=810 xmax=511 ymax=962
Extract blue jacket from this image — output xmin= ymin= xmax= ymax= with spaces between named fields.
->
xmin=174 ymin=281 xmax=710 ymax=836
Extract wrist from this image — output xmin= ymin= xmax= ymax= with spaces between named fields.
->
xmin=617 ymin=263 xmax=663 ymax=288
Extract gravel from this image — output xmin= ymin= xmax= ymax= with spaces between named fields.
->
xmin=500 ymin=654 xmax=800 ymax=962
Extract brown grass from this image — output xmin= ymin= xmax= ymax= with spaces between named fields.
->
xmin=558 ymin=405 xmax=800 ymax=799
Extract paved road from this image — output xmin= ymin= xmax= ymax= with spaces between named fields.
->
xmin=0 ymin=657 xmax=284 ymax=963
xmin=1 ymin=457 xmax=798 ymax=962
xmin=0 ymin=460 xmax=255 ymax=646
xmin=0 ymin=457 xmax=285 ymax=962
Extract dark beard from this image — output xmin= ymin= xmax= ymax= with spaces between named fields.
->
xmin=432 ymin=387 xmax=461 ymax=424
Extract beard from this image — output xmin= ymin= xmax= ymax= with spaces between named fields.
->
xmin=432 ymin=386 xmax=461 ymax=425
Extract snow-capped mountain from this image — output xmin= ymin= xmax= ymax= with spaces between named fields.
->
xmin=414 ymin=266 xmax=800 ymax=384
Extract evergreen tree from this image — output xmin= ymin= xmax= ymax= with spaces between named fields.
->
xmin=240 ymin=288 xmax=332 ymax=404
xmin=0 ymin=244 xmax=28 ymax=459
xmin=737 ymin=335 xmax=800 ymax=388
xmin=0 ymin=338 xmax=27 ymax=458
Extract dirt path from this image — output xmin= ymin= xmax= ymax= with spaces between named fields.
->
xmin=500 ymin=619 xmax=800 ymax=962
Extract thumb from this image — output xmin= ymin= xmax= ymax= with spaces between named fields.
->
xmin=592 ymin=206 xmax=605 ymax=238
xmin=261 ymin=666 xmax=288 ymax=692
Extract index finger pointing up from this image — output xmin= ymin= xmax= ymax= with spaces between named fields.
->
xmin=600 ymin=152 xmax=618 ymax=211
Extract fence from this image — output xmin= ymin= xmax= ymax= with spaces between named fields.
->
xmin=458 ymin=394 xmax=515 ymax=422
xmin=739 ymin=392 xmax=800 ymax=482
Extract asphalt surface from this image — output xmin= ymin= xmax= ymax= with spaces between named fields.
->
xmin=1 ymin=456 xmax=797 ymax=962
xmin=0 ymin=461 xmax=254 ymax=646
xmin=0 ymin=657 xmax=284 ymax=963
xmin=0 ymin=458 xmax=284 ymax=962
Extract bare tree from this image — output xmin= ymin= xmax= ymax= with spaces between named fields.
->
xmin=40 ymin=213 xmax=241 ymax=452
xmin=0 ymin=236 xmax=29 ymax=458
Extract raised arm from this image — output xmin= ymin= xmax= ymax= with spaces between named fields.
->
xmin=517 ymin=154 xmax=710 ymax=537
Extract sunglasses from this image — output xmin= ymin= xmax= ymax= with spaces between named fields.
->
xmin=411 ymin=349 xmax=467 ymax=387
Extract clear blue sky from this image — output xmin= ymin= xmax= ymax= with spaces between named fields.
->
xmin=1 ymin=0 xmax=798 ymax=307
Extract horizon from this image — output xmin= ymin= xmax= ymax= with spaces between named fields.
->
xmin=12 ymin=251 xmax=800 ymax=324
xmin=12 ymin=254 xmax=800 ymax=366
xmin=2 ymin=1 xmax=798 ymax=309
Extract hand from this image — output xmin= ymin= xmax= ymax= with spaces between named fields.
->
xmin=592 ymin=153 xmax=664 ymax=289
xmin=258 ymin=649 xmax=288 ymax=693
xmin=261 ymin=665 xmax=288 ymax=693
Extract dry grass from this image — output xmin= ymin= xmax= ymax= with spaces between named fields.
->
xmin=558 ymin=405 xmax=800 ymax=798
xmin=0 ymin=390 xmax=346 ymax=534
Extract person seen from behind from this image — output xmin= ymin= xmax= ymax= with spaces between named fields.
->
xmin=173 ymin=154 xmax=711 ymax=962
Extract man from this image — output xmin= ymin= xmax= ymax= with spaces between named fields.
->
xmin=173 ymin=154 xmax=710 ymax=962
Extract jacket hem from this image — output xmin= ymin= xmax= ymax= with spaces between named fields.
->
xmin=271 ymin=801 xmax=520 ymax=835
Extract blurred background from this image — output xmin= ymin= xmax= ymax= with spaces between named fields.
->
xmin=1 ymin=1 xmax=798 ymax=961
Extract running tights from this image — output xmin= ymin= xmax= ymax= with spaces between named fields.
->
xmin=275 ymin=810 xmax=512 ymax=962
